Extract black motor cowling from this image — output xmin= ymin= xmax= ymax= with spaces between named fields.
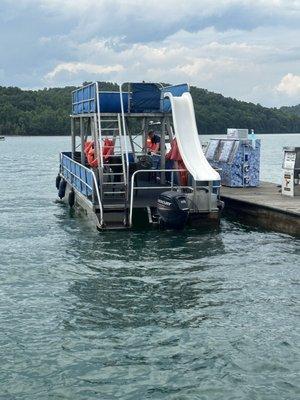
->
xmin=157 ymin=191 xmax=189 ymax=229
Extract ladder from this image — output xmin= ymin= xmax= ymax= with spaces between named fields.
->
xmin=94 ymin=113 xmax=128 ymax=229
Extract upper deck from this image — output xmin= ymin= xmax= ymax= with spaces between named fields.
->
xmin=71 ymin=82 xmax=189 ymax=116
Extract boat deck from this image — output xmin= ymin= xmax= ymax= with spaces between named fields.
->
xmin=221 ymin=181 xmax=300 ymax=236
xmin=103 ymin=179 xmax=175 ymax=208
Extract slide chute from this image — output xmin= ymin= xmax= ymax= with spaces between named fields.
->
xmin=165 ymin=92 xmax=220 ymax=182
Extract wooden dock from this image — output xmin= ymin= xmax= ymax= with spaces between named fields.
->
xmin=221 ymin=181 xmax=300 ymax=236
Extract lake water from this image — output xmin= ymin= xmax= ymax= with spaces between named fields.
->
xmin=0 ymin=134 xmax=299 ymax=400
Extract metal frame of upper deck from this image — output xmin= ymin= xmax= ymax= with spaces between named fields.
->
xmin=69 ymin=82 xmax=188 ymax=188
xmin=69 ymin=81 xmax=187 ymax=158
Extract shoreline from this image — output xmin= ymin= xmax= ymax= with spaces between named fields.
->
xmin=1 ymin=132 xmax=300 ymax=137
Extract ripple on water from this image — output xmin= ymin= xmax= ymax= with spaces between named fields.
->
xmin=0 ymin=136 xmax=299 ymax=400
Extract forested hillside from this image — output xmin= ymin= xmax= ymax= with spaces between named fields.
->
xmin=280 ymin=104 xmax=300 ymax=117
xmin=191 ymin=87 xmax=300 ymax=134
xmin=0 ymin=83 xmax=299 ymax=135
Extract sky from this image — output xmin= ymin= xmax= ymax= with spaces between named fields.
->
xmin=0 ymin=0 xmax=300 ymax=107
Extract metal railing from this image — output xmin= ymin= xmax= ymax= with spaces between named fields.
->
xmin=129 ymin=168 xmax=222 ymax=227
xmin=129 ymin=168 xmax=192 ymax=227
xmin=95 ymin=82 xmax=104 ymax=169
xmin=117 ymin=113 xmax=127 ymax=193
xmin=60 ymin=153 xmax=104 ymax=227
xmin=119 ymin=84 xmax=130 ymax=199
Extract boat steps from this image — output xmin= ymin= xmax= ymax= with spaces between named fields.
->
xmin=103 ymin=172 xmax=124 ymax=176
xmin=102 ymin=182 xmax=125 ymax=186
xmin=103 ymin=190 xmax=126 ymax=194
xmin=103 ymin=203 xmax=126 ymax=210
xmin=103 ymin=223 xmax=127 ymax=230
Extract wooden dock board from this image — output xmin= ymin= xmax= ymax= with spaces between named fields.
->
xmin=221 ymin=181 xmax=300 ymax=236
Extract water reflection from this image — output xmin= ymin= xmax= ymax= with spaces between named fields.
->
xmin=58 ymin=226 xmax=226 ymax=331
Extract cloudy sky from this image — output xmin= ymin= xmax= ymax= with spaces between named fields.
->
xmin=1 ymin=0 xmax=300 ymax=107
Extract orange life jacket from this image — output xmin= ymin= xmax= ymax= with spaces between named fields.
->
xmin=103 ymin=138 xmax=114 ymax=161
xmin=87 ymin=148 xmax=98 ymax=168
xmin=84 ymin=139 xmax=115 ymax=167
xmin=166 ymin=139 xmax=188 ymax=186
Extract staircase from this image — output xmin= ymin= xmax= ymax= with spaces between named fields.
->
xmin=94 ymin=113 xmax=128 ymax=229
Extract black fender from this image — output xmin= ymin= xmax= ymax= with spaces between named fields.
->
xmin=58 ymin=179 xmax=67 ymax=199
xmin=68 ymin=189 xmax=75 ymax=207
xmin=55 ymin=174 xmax=61 ymax=190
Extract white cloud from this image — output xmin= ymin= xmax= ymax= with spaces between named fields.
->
xmin=276 ymin=73 xmax=300 ymax=96
xmin=1 ymin=0 xmax=300 ymax=106
xmin=45 ymin=62 xmax=124 ymax=81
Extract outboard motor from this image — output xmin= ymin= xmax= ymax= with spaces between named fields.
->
xmin=157 ymin=191 xmax=189 ymax=229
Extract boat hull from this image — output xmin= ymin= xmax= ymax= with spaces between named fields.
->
xmin=58 ymin=182 xmax=221 ymax=231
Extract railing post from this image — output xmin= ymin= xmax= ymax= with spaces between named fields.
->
xmin=80 ymin=117 xmax=85 ymax=165
xmin=117 ymin=113 xmax=127 ymax=189
xmin=71 ymin=117 xmax=75 ymax=159
xmin=95 ymin=82 xmax=104 ymax=169
xmin=208 ymin=181 xmax=212 ymax=212
xmin=161 ymin=116 xmax=166 ymax=184
xmin=119 ymin=84 xmax=130 ymax=199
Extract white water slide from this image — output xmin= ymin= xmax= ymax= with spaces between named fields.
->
xmin=166 ymin=92 xmax=220 ymax=182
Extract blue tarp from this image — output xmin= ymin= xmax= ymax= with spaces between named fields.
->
xmin=72 ymin=85 xmax=129 ymax=114
xmin=71 ymin=82 xmax=190 ymax=114
xmin=72 ymin=84 xmax=96 ymax=114
xmin=99 ymin=92 xmax=129 ymax=113
xmin=130 ymin=83 xmax=161 ymax=113
xmin=160 ymin=84 xmax=189 ymax=112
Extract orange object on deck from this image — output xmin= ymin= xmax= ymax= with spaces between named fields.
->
xmin=84 ymin=139 xmax=115 ymax=167
xmin=166 ymin=138 xmax=188 ymax=186
xmin=103 ymin=138 xmax=114 ymax=161
xmin=146 ymin=135 xmax=160 ymax=154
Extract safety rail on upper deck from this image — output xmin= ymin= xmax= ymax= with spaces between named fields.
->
xmin=60 ymin=152 xmax=103 ymax=226
xmin=71 ymin=81 xmax=189 ymax=116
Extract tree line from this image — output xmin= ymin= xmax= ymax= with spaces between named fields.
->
xmin=0 ymin=83 xmax=299 ymax=135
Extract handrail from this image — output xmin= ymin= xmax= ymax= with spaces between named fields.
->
xmin=61 ymin=153 xmax=103 ymax=227
xmin=129 ymin=168 xmax=189 ymax=227
xmin=95 ymin=82 xmax=104 ymax=168
xmin=119 ymin=84 xmax=130 ymax=196
xmin=117 ymin=113 xmax=127 ymax=193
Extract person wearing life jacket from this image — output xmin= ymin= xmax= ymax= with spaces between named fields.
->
xmin=146 ymin=130 xmax=160 ymax=154
xmin=166 ymin=137 xmax=188 ymax=186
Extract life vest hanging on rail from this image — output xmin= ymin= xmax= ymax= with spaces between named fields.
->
xmin=103 ymin=138 xmax=114 ymax=162
xmin=84 ymin=139 xmax=115 ymax=168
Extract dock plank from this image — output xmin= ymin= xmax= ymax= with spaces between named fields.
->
xmin=221 ymin=181 xmax=300 ymax=236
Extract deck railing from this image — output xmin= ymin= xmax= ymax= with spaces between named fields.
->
xmin=129 ymin=168 xmax=221 ymax=227
xmin=60 ymin=152 xmax=103 ymax=226
xmin=119 ymin=84 xmax=130 ymax=201
xmin=129 ymin=168 xmax=192 ymax=227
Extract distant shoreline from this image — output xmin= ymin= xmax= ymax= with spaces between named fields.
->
xmin=1 ymin=84 xmax=300 ymax=136
xmin=1 ymin=132 xmax=300 ymax=137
